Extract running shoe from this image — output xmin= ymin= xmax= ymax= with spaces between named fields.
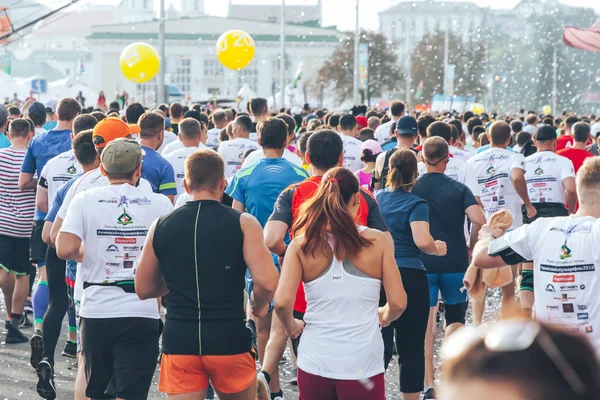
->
xmin=256 ymin=371 xmax=271 ymax=400
xmin=423 ymin=387 xmax=437 ymax=399
xmin=273 ymin=397 xmax=284 ymax=400
xmin=30 ymin=329 xmax=44 ymax=370
xmin=204 ymin=384 xmax=215 ymax=399
xmin=36 ymin=358 xmax=57 ymax=400
xmin=3 ymin=320 xmax=9 ymax=333
xmin=24 ymin=299 xmax=33 ymax=314
xmin=5 ymin=323 xmax=28 ymax=344
xmin=61 ymin=341 xmax=77 ymax=358
xmin=20 ymin=313 xmax=33 ymax=328
xmin=288 ymin=366 xmax=298 ymax=386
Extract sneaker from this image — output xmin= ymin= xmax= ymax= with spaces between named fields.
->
xmin=36 ymin=358 xmax=56 ymax=400
xmin=273 ymin=397 xmax=284 ymax=400
xmin=30 ymin=329 xmax=44 ymax=370
xmin=5 ymin=324 xmax=28 ymax=344
xmin=24 ymin=299 xmax=33 ymax=314
xmin=3 ymin=320 xmax=9 ymax=333
xmin=20 ymin=313 xmax=33 ymax=328
xmin=256 ymin=371 xmax=271 ymax=400
xmin=61 ymin=341 xmax=77 ymax=358
xmin=423 ymin=387 xmax=437 ymax=399
xmin=204 ymin=384 xmax=215 ymax=400
xmin=288 ymin=366 xmax=298 ymax=386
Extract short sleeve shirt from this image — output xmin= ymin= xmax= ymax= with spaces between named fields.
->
xmin=39 ymin=150 xmax=82 ymax=206
xmin=163 ymin=145 xmax=207 ymax=202
xmin=218 ymin=138 xmax=260 ymax=179
xmin=141 ymin=145 xmax=177 ymax=196
xmin=524 ymin=151 xmax=575 ymax=205
xmin=341 ymin=135 xmax=364 ymax=172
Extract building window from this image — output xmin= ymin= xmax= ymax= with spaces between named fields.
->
xmin=238 ymin=61 xmax=258 ymax=93
xmin=204 ymin=58 xmax=224 ymax=78
xmin=174 ymin=56 xmax=191 ymax=94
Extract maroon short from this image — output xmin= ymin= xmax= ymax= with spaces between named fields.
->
xmin=297 ymin=369 xmax=385 ymax=400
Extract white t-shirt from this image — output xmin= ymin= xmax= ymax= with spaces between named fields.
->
xmin=35 ymin=127 xmax=47 ymax=136
xmin=40 ymin=150 xmax=82 ymax=205
xmin=161 ymin=139 xmax=183 ymax=156
xmin=524 ymin=151 xmax=575 ymax=205
xmin=163 ymin=145 xmax=204 ymax=201
xmin=157 ymin=130 xmax=179 ymax=154
xmin=503 ymin=215 xmax=600 ymax=353
xmin=175 ymin=192 xmax=190 ymax=209
xmin=375 ymin=119 xmax=396 ymax=143
xmin=60 ymin=183 xmax=172 ymax=319
xmin=206 ymin=127 xmax=222 ymax=150
xmin=418 ymin=157 xmax=467 ymax=184
xmin=341 ymin=134 xmax=363 ymax=172
xmin=218 ymin=137 xmax=260 ymax=179
xmin=465 ymin=147 xmax=526 ymax=230
xmin=242 ymin=148 xmax=302 ymax=168
xmin=449 ymin=145 xmax=473 ymax=162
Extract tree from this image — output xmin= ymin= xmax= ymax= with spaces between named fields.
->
xmin=410 ymin=31 xmax=487 ymax=103
xmin=314 ymin=30 xmax=403 ymax=104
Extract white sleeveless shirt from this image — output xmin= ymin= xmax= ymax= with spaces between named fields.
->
xmin=297 ymin=227 xmax=384 ymax=379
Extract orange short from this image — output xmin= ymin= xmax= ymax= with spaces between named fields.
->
xmin=158 ymin=352 xmax=256 ymax=395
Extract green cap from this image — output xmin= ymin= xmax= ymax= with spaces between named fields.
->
xmin=101 ymin=138 xmax=143 ymax=174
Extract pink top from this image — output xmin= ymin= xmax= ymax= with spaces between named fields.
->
xmin=355 ymin=170 xmax=372 ymax=192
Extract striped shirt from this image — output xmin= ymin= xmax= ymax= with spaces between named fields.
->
xmin=0 ymin=147 xmax=36 ymax=237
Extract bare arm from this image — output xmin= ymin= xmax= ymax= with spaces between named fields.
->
xmin=264 ymin=220 xmax=289 ymax=257
xmin=410 ymin=221 xmax=445 ymax=256
xmin=511 ymin=168 xmax=533 ymax=208
xmin=242 ymin=213 xmax=279 ymax=318
xmin=166 ymin=194 xmax=174 ymax=205
xmin=18 ymin=172 xmax=36 ymax=191
xmin=42 ymin=221 xmax=53 ymax=247
xmin=379 ymin=235 xmax=406 ymax=325
xmin=274 ymin=239 xmax=304 ymax=335
xmin=232 ymin=199 xmax=246 ymax=213
xmin=563 ymin=177 xmax=577 ymax=214
xmin=373 ymin=152 xmax=385 ymax=190
xmin=465 ymin=204 xmax=486 ymax=251
xmin=136 ymin=221 xmax=169 ymax=300
xmin=56 ymin=232 xmax=82 ymax=261
xmin=36 ymin=186 xmax=49 ymax=214
xmin=50 ymin=217 xmax=63 ymax=246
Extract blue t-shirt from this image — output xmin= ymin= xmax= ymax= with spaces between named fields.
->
xmin=43 ymin=121 xmax=57 ymax=131
xmin=376 ymin=188 xmax=429 ymax=270
xmin=21 ymin=129 xmax=72 ymax=220
xmin=45 ymin=178 xmax=77 ymax=280
xmin=0 ymin=133 xmax=10 ymax=149
xmin=141 ymin=145 xmax=177 ymax=196
xmin=381 ymin=138 xmax=397 ymax=152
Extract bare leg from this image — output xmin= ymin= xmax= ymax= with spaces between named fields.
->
xmin=424 ymin=305 xmax=437 ymax=389
xmin=256 ymin=312 xmax=272 ymax=364
xmin=519 ymin=262 xmax=534 ymax=318
xmin=263 ymin=312 xmax=288 ymax=394
xmin=445 ymin=322 xmax=463 ymax=337
xmin=166 ymin=391 xmax=206 ymax=400
xmin=471 ymin=291 xmax=486 ymax=326
xmin=215 ymin=378 xmax=257 ymax=400
xmin=501 ymin=281 xmax=517 ymax=318
xmin=74 ymin=354 xmax=86 ymax=400
xmin=12 ymin=274 xmax=29 ymax=315
xmin=1 ymin=271 xmax=15 ymax=321
xmin=402 ymin=392 xmax=421 ymax=400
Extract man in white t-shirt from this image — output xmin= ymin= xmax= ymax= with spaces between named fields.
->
xmin=417 ymin=121 xmax=468 ymax=184
xmin=338 ymin=114 xmax=363 ymax=172
xmin=519 ymin=125 xmax=577 ymax=317
xmin=206 ymin=108 xmax=228 ymax=150
xmin=474 ymin=156 xmax=600 ymax=354
xmin=218 ymin=115 xmax=260 ymax=179
xmin=375 ymin=101 xmax=405 ymax=144
xmin=164 ymin=118 xmax=208 ymax=201
xmin=56 ymin=138 xmax=172 ymax=400
xmin=465 ymin=121 xmax=537 ymax=323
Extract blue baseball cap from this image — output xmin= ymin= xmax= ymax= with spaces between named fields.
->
xmin=395 ymin=115 xmax=418 ymax=136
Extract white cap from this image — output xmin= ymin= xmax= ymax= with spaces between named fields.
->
xmin=44 ymin=99 xmax=58 ymax=113
xmin=592 ymin=122 xmax=600 ymax=138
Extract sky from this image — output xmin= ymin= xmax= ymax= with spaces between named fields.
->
xmin=36 ymin=0 xmax=600 ymax=31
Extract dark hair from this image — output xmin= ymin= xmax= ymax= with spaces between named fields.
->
xmin=28 ymin=107 xmax=46 ymax=127
xmin=462 ymin=111 xmax=474 ymax=122
xmin=525 ymin=114 xmax=538 ymax=125
xmin=307 ymin=130 xmax=343 ymax=171
xmin=442 ymin=322 xmax=600 ymax=400
xmin=91 ymin=111 xmax=106 ymax=122
xmin=297 ymin=132 xmax=313 ymax=156
xmin=543 ymin=117 xmax=554 ymax=126
xmin=386 ymin=149 xmax=418 ymax=191
xmin=390 ymin=101 xmax=406 ymax=117
xmin=565 ymin=115 xmax=579 ymax=129
xmin=516 ymin=131 xmax=533 ymax=147
xmin=448 ymin=119 xmax=462 ymax=138
xmin=8 ymin=106 xmax=20 ymax=116
xmin=360 ymin=148 xmax=378 ymax=163
xmin=126 ymin=103 xmax=145 ymax=125
xmin=276 ymin=113 xmax=296 ymax=135
xmin=25 ymin=118 xmax=35 ymax=133
xmin=234 ymin=115 xmax=253 ymax=134
xmin=292 ymin=167 xmax=372 ymax=260
xmin=417 ymin=114 xmax=436 ymax=137
xmin=359 ymin=128 xmax=375 ymax=142
xmin=480 ymin=133 xmax=490 ymax=146
xmin=72 ymin=130 xmax=98 ymax=166
xmin=57 ymin=98 xmax=82 ymax=121
xmin=426 ymin=121 xmax=452 ymax=143
xmin=258 ymin=117 xmax=288 ymax=149
xmin=109 ymin=101 xmax=121 ymax=111
xmin=328 ymin=113 xmax=341 ymax=130
xmin=139 ymin=112 xmax=165 ymax=138
xmin=73 ymin=114 xmax=98 ymax=135
xmin=158 ymin=103 xmax=169 ymax=117
xmin=8 ymin=118 xmax=30 ymax=138
xmin=466 ymin=117 xmax=483 ymax=135
xmin=179 ymin=118 xmax=201 ymax=138
xmin=169 ymin=102 xmax=184 ymax=119
xmin=250 ymin=98 xmax=268 ymax=117
xmin=185 ymin=149 xmax=224 ymax=191
xmin=573 ymin=122 xmax=591 ymax=143
xmin=511 ymin=120 xmax=523 ymax=133
xmin=339 ymin=114 xmax=357 ymax=131
xmin=489 ymin=121 xmax=511 ymax=145
xmin=472 ymin=126 xmax=486 ymax=142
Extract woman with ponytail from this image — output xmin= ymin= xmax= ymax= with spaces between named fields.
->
xmin=274 ymin=167 xmax=406 ymax=400
xmin=375 ymin=149 xmax=447 ymax=400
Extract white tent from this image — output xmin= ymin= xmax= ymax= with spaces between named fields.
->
xmin=47 ymin=77 xmax=98 ymax=106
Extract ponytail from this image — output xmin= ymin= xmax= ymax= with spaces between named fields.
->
xmin=292 ymin=167 xmax=372 ymax=260
xmin=386 ymin=149 xmax=418 ymax=191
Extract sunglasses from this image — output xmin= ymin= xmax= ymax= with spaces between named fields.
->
xmin=442 ymin=319 xmax=586 ymax=397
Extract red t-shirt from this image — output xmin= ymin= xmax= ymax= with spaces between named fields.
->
xmin=556 ymin=135 xmax=573 ymax=152
xmin=556 ymin=147 xmax=594 ymax=173
xmin=269 ymin=175 xmax=388 ymax=313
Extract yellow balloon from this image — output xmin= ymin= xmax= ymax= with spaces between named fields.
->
xmin=119 ymin=42 xmax=160 ymax=84
xmin=472 ymin=103 xmax=485 ymax=115
xmin=542 ymin=105 xmax=552 ymax=115
xmin=216 ymin=30 xmax=256 ymax=70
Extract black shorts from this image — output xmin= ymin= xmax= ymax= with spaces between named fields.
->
xmin=29 ymin=220 xmax=48 ymax=264
xmin=522 ymin=203 xmax=568 ymax=225
xmin=81 ymin=317 xmax=160 ymax=400
xmin=0 ymin=234 xmax=31 ymax=275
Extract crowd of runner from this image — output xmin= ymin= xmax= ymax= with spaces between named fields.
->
xmin=0 ymin=96 xmax=600 ymax=400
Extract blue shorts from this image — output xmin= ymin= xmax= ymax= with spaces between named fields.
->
xmin=245 ymin=258 xmax=281 ymax=312
xmin=427 ymin=272 xmax=467 ymax=307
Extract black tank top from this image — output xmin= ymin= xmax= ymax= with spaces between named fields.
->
xmin=153 ymin=200 xmax=251 ymax=356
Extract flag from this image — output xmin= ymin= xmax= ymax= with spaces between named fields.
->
xmin=292 ymin=63 xmax=303 ymax=89
xmin=414 ymin=80 xmax=424 ymax=101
